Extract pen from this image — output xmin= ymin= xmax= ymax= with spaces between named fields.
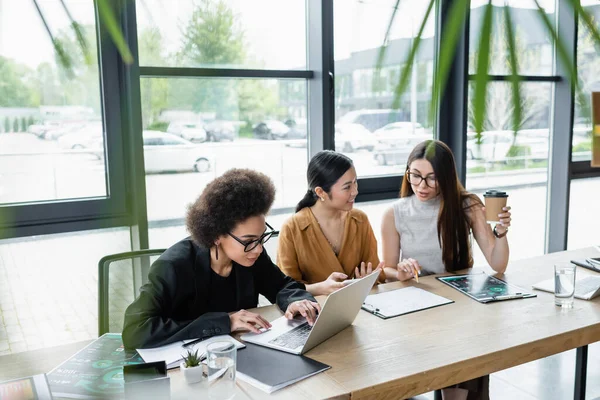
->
xmin=182 ymin=338 xmax=204 ymax=348
xmin=414 ymin=269 xmax=419 ymax=283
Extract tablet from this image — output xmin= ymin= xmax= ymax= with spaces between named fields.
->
xmin=437 ymin=273 xmax=536 ymax=303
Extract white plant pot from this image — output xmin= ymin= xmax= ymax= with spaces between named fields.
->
xmin=180 ymin=362 xmax=207 ymax=385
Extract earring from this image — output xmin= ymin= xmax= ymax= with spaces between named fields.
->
xmin=320 ymin=197 xmax=324 ymax=202
xmin=215 ymin=243 xmax=219 ymax=260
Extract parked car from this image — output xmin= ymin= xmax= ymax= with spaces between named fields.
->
xmin=372 ymin=133 xmax=431 ymax=166
xmin=167 ymin=122 xmax=207 ymax=142
xmin=142 ymin=131 xmax=211 ymax=173
xmin=203 ymin=120 xmax=236 ymax=142
xmin=373 ymin=122 xmax=426 ymax=145
xmin=57 ymin=123 xmax=103 ymax=149
xmin=253 ymin=120 xmax=290 ymax=140
xmin=284 ymin=118 xmax=307 ymax=139
xmin=334 ymin=123 xmax=377 ymax=153
xmin=337 ymin=109 xmax=407 ymax=132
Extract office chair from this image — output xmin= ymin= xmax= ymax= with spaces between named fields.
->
xmin=98 ymin=249 xmax=166 ymax=337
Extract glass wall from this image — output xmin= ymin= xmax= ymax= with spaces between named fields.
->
xmin=333 ymin=0 xmax=436 ymax=177
xmin=136 ymin=0 xmax=310 ymax=247
xmin=0 ymin=228 xmax=131 ymax=355
xmin=466 ymin=0 xmax=557 ymax=263
xmin=0 ymin=0 xmax=108 ymax=204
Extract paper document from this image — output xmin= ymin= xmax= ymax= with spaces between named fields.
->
xmin=362 ymin=286 xmax=453 ymax=319
xmin=137 ymin=335 xmax=244 ymax=369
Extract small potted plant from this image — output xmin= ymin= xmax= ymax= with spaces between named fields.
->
xmin=180 ymin=349 xmax=207 ymax=384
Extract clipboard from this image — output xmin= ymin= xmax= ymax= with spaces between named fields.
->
xmin=362 ymin=286 xmax=454 ymax=319
xmin=437 ymin=273 xmax=536 ymax=304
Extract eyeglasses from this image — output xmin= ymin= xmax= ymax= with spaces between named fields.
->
xmin=228 ymin=222 xmax=279 ymax=252
xmin=406 ymin=171 xmax=437 ymax=188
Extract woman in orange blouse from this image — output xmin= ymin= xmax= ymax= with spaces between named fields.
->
xmin=277 ymin=150 xmax=383 ymax=296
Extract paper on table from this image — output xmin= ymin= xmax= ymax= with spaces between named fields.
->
xmin=362 ymin=286 xmax=453 ymax=319
xmin=137 ymin=335 xmax=244 ymax=369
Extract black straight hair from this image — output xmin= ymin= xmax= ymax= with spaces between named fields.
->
xmin=296 ymin=150 xmax=354 ymax=212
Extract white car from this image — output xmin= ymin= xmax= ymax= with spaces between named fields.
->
xmin=167 ymin=122 xmax=207 ymax=142
xmin=143 ymin=131 xmax=211 ymax=173
xmin=57 ymin=123 xmax=104 ymax=149
xmin=334 ymin=123 xmax=377 ymax=153
xmin=373 ymin=122 xmax=426 ymax=145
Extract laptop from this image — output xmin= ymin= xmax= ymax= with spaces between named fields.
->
xmin=532 ymin=276 xmax=600 ymax=300
xmin=241 ymin=270 xmax=379 ymax=355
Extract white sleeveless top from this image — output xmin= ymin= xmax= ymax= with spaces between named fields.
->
xmin=392 ymin=195 xmax=446 ymax=275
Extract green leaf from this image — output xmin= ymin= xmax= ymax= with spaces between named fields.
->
xmin=430 ymin=0 xmax=470 ymax=127
xmin=389 ymin=0 xmax=436 ymax=111
xmin=97 ymin=0 xmax=134 ymax=64
xmin=375 ymin=0 xmax=401 ymax=87
xmin=472 ymin=1 xmax=494 ymax=136
xmin=59 ymin=0 xmax=92 ymax=66
xmin=533 ymin=1 xmax=577 ymax=88
xmin=503 ymin=5 xmax=522 ymax=136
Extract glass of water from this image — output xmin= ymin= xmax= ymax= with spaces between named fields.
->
xmin=206 ymin=341 xmax=237 ymax=400
xmin=554 ymin=263 xmax=576 ymax=308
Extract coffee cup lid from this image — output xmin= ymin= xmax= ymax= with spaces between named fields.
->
xmin=483 ymin=190 xmax=508 ymax=198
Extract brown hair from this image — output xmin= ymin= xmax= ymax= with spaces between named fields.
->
xmin=186 ymin=169 xmax=275 ymax=248
xmin=401 ymin=140 xmax=481 ymax=272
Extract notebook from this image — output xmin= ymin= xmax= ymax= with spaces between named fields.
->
xmin=136 ymin=335 xmax=244 ymax=369
xmin=236 ymin=343 xmax=330 ymax=393
xmin=571 ymin=258 xmax=600 ymax=273
xmin=362 ymin=286 xmax=453 ymax=319
xmin=532 ymin=276 xmax=600 ymax=300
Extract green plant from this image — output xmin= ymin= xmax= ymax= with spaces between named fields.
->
xmin=12 ymin=119 xmax=19 ymax=133
xmin=379 ymin=0 xmax=600 ymax=137
xmin=3 ymin=118 xmax=9 ymax=133
xmin=182 ymin=349 xmax=202 ymax=368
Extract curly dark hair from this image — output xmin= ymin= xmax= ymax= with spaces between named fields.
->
xmin=186 ymin=169 xmax=276 ymax=248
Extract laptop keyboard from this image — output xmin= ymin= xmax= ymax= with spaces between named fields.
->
xmin=268 ymin=322 xmax=312 ymax=349
xmin=576 ymin=276 xmax=600 ymax=296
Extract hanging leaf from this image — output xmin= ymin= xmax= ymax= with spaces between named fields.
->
xmin=375 ymin=0 xmax=402 ymax=87
xmin=472 ymin=1 xmax=494 ymax=137
xmin=97 ymin=0 xmax=134 ymax=64
xmin=429 ymin=0 xmax=470 ymax=127
xmin=503 ymin=5 xmax=522 ymax=138
xmin=389 ymin=0 xmax=436 ymax=111
xmin=60 ymin=0 xmax=92 ymax=66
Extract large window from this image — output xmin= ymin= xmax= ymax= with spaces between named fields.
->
xmin=572 ymin=2 xmax=600 ymax=161
xmin=0 ymin=1 xmax=107 ymax=204
xmin=466 ymin=0 xmax=557 ymax=262
xmin=333 ymin=0 xmax=436 ymax=177
xmin=136 ymin=0 xmax=310 ymax=246
xmin=140 ymin=78 xmax=308 ymax=224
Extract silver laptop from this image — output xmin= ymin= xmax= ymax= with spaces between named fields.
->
xmin=532 ymin=276 xmax=600 ymax=300
xmin=241 ymin=270 xmax=379 ymax=355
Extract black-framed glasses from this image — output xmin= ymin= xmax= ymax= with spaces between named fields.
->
xmin=406 ymin=171 xmax=437 ymax=188
xmin=228 ymin=222 xmax=279 ymax=252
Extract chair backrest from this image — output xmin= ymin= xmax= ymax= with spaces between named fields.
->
xmin=98 ymin=249 xmax=166 ymax=337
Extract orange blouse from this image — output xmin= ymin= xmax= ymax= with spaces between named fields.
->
xmin=277 ymin=207 xmax=380 ymax=284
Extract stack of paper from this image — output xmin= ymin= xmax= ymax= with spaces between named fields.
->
xmin=137 ymin=335 xmax=244 ymax=369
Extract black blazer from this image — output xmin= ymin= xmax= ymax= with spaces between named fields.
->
xmin=122 ymin=238 xmax=315 ymax=349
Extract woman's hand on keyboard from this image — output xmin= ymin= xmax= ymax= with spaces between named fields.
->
xmin=229 ymin=309 xmax=272 ymax=334
xmin=285 ymin=299 xmax=322 ymax=326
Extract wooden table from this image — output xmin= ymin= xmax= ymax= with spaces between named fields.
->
xmin=2 ymin=247 xmax=599 ymax=399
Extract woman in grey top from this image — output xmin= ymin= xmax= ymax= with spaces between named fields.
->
xmin=381 ymin=140 xmax=511 ymax=400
